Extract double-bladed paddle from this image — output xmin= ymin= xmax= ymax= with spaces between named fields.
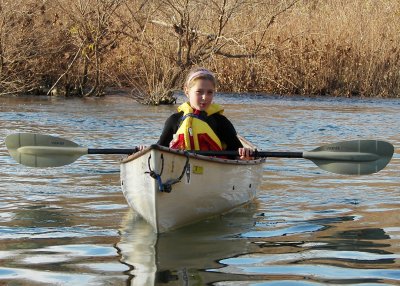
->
xmin=5 ymin=133 xmax=394 ymax=175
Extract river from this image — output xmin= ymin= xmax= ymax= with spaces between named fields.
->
xmin=0 ymin=94 xmax=399 ymax=285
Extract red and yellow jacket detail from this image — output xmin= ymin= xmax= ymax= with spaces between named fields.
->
xmin=169 ymin=102 xmax=224 ymax=151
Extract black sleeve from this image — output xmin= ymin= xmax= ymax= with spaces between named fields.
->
xmin=157 ymin=112 xmax=182 ymax=147
xmin=212 ymin=114 xmax=243 ymax=151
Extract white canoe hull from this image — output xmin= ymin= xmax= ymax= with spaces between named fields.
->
xmin=120 ymin=144 xmax=264 ymax=233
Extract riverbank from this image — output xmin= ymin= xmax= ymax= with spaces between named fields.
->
xmin=0 ymin=0 xmax=399 ymax=101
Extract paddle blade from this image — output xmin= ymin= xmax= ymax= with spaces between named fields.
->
xmin=303 ymin=140 xmax=394 ymax=175
xmin=5 ymin=133 xmax=88 ymax=167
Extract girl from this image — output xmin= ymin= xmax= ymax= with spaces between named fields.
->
xmin=157 ymin=67 xmax=253 ymax=160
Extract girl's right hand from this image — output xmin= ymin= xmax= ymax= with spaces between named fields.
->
xmin=137 ymin=145 xmax=147 ymax=151
xmin=238 ymin=147 xmax=254 ymax=160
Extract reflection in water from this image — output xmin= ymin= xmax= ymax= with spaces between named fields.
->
xmin=117 ymin=205 xmax=258 ymax=285
xmin=118 ymin=212 xmax=157 ymax=286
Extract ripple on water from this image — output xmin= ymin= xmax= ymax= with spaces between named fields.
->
xmin=0 ymin=243 xmax=127 ymax=284
xmin=241 ymin=224 xmax=326 ymax=238
xmin=0 ymin=267 xmax=114 ymax=285
xmin=210 ymin=263 xmax=400 ymax=283
xmin=0 ymin=226 xmax=118 ymax=239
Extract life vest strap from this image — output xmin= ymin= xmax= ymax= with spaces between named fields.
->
xmin=179 ymin=113 xmax=204 ymax=125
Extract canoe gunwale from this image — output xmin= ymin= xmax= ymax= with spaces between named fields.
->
xmin=120 ymin=144 xmax=265 ymax=166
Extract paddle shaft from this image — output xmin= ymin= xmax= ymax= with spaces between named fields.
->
xmin=87 ymin=148 xmax=302 ymax=158
xmin=16 ymin=146 xmax=384 ymax=162
xmin=87 ymin=149 xmax=380 ymax=161
xmin=194 ymin=150 xmax=303 ymax=158
xmin=88 ymin=148 xmax=138 ymax=155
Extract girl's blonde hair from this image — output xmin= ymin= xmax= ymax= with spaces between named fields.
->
xmin=184 ymin=67 xmax=217 ymax=90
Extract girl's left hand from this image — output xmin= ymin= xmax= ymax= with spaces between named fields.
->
xmin=127 ymin=145 xmax=146 ymax=159
xmin=238 ymin=147 xmax=254 ymax=160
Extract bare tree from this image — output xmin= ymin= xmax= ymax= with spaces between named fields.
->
xmin=118 ymin=0 xmax=300 ymax=104
xmin=52 ymin=0 xmax=126 ymax=96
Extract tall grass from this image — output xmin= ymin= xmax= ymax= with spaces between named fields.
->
xmin=216 ymin=0 xmax=400 ymax=97
xmin=0 ymin=0 xmax=399 ymax=101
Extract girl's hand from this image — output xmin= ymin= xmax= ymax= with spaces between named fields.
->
xmin=127 ymin=145 xmax=146 ymax=159
xmin=137 ymin=145 xmax=147 ymax=151
xmin=238 ymin=147 xmax=254 ymax=160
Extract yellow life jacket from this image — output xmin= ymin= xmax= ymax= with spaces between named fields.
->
xmin=169 ymin=102 xmax=224 ymax=151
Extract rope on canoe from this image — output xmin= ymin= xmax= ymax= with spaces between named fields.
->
xmin=146 ymin=152 xmax=190 ymax=193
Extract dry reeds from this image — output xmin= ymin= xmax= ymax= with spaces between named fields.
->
xmin=0 ymin=0 xmax=399 ymax=101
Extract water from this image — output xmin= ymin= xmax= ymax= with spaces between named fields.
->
xmin=0 ymin=94 xmax=399 ymax=285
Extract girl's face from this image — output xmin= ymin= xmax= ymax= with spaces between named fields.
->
xmin=185 ymin=79 xmax=215 ymax=111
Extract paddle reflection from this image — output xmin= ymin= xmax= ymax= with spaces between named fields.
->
xmin=117 ymin=205 xmax=258 ymax=285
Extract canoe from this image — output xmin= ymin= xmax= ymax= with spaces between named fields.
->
xmin=120 ymin=137 xmax=265 ymax=233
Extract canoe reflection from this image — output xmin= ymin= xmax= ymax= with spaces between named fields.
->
xmin=117 ymin=205 xmax=257 ymax=285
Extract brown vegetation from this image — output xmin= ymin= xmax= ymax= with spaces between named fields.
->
xmin=0 ymin=0 xmax=399 ymax=103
